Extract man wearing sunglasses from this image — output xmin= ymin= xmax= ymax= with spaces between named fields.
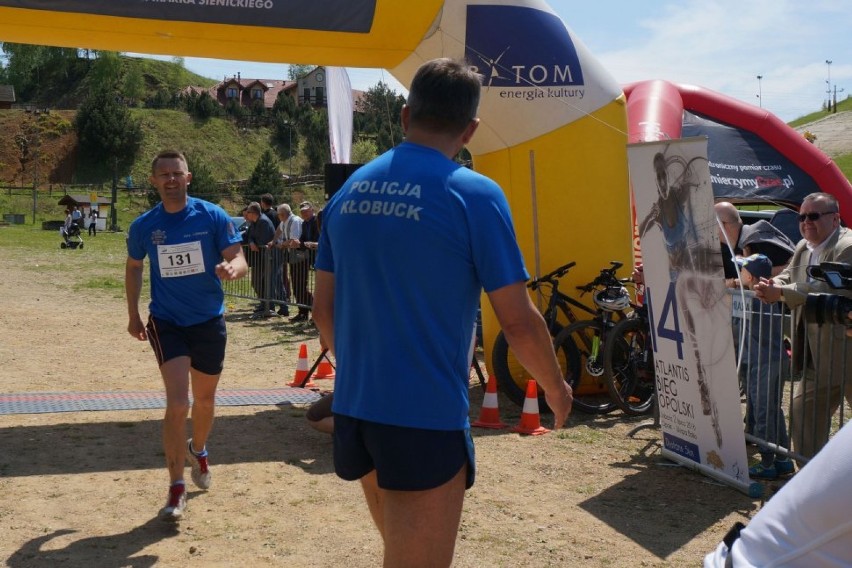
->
xmin=755 ymin=192 xmax=852 ymax=458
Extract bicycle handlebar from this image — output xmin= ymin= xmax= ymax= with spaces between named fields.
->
xmin=576 ymin=261 xmax=626 ymax=294
xmin=528 ymin=261 xmax=576 ymax=290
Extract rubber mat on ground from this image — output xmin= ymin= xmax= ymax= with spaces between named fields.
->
xmin=0 ymin=388 xmax=321 ymax=415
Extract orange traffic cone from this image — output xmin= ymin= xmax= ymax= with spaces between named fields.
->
xmin=472 ymin=374 xmax=508 ymax=429
xmin=312 ymin=357 xmax=336 ymax=380
xmin=512 ymin=379 xmax=550 ymax=435
xmin=288 ymin=344 xmax=316 ymax=388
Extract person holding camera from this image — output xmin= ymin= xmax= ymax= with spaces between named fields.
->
xmin=755 ymin=192 xmax=852 ymax=458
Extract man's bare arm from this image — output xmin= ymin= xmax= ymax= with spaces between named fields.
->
xmin=486 ymin=282 xmax=572 ymax=427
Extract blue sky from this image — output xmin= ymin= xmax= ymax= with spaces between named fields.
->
xmin=132 ymin=0 xmax=851 ymax=123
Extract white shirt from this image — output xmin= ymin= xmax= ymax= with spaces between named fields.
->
xmin=704 ymin=421 xmax=852 ymax=567
xmin=285 ymin=215 xmax=303 ymax=241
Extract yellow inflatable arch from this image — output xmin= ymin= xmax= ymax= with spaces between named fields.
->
xmin=0 ymin=0 xmax=631 ymax=384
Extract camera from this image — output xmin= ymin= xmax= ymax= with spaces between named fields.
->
xmin=804 ymin=262 xmax=852 ymax=326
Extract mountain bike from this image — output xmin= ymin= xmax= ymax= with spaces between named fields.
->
xmin=553 ymin=261 xmax=634 ymax=414
xmin=491 ymin=261 xmax=596 ymax=411
xmin=603 ymin=302 xmax=656 ymax=415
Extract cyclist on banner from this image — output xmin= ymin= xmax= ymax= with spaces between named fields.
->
xmin=637 ymin=151 xmax=729 ymax=447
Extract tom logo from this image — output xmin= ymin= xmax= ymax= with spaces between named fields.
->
xmin=464 ymin=4 xmax=584 ymax=89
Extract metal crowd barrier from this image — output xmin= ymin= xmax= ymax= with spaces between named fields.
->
xmin=223 ymin=245 xmax=317 ymax=314
xmin=729 ymin=288 xmax=850 ymax=465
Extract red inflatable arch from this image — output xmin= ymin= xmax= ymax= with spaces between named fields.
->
xmin=624 ymin=79 xmax=852 ymax=224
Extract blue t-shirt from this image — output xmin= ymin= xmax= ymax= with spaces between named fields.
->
xmin=127 ymin=197 xmax=243 ymax=327
xmin=316 ymin=142 xmax=528 ymax=430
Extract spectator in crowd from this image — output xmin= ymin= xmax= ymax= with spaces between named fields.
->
xmin=88 ymin=209 xmax=98 ymax=236
xmin=262 ymin=199 xmax=287 ymax=316
xmin=60 ymin=208 xmax=74 ymax=244
xmin=278 ymin=203 xmax=305 ymax=323
xmin=125 ymin=150 xmax=247 ymax=521
xmin=715 ymin=201 xmax=795 ymax=287
xmin=735 ymin=254 xmax=793 ymax=479
xmin=714 ymin=203 xmax=795 ymax=427
xmin=71 ymin=205 xmax=83 ymax=229
xmin=270 ymin=203 xmax=300 ymax=317
xmin=290 ymin=201 xmax=318 ymax=323
xmin=704 ymin=419 xmax=852 ymax=567
xmin=243 ymin=201 xmax=276 ymax=319
xmin=312 ymin=57 xmax=572 ymax=567
xmin=260 ymin=193 xmax=279 ymax=228
xmin=755 ymin=192 xmax=852 ymax=458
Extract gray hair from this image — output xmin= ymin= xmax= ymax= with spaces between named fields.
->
xmin=277 ymin=203 xmax=292 ymax=215
xmin=802 ymin=192 xmax=839 ymax=211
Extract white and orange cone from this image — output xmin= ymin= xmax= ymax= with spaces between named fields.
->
xmin=311 ymin=357 xmax=336 ymax=380
xmin=288 ymin=344 xmax=316 ymax=388
xmin=512 ymin=379 xmax=550 ymax=435
xmin=472 ymin=374 xmax=508 ymax=429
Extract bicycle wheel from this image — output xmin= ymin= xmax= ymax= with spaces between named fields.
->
xmin=604 ymin=316 xmax=656 ymax=416
xmin=554 ymin=320 xmax=618 ymax=414
xmin=491 ymin=326 xmax=573 ymax=414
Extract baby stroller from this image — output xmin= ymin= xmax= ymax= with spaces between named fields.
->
xmin=60 ymin=222 xmax=84 ymax=249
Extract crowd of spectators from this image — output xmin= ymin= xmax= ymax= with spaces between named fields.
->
xmin=238 ymin=193 xmax=321 ymax=323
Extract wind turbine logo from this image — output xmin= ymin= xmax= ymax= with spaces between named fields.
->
xmin=477 ymin=46 xmax=511 ymax=87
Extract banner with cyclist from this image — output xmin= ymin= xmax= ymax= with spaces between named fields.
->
xmin=627 ymin=137 xmax=758 ymax=496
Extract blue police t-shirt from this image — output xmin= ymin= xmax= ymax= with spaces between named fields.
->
xmin=317 ymin=142 xmax=528 ymax=430
xmin=127 ymin=197 xmax=242 ymax=327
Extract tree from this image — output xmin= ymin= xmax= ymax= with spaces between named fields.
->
xmin=1 ymin=43 xmax=82 ymax=101
xmin=165 ymin=56 xmax=185 ymax=91
xmin=272 ymin=92 xmax=300 ymax=161
xmin=182 ymin=90 xmax=221 ymax=119
xmin=356 ymin=81 xmax=405 ymax=153
xmin=225 ymin=98 xmax=248 ymax=122
xmin=272 ymin=112 xmax=300 ymax=168
xmin=351 ymin=138 xmax=378 ymax=164
xmin=245 ymin=149 xmax=283 ymax=199
xmin=300 ymin=110 xmax=329 ymax=173
xmin=121 ymin=64 xmax=146 ymax=106
xmin=88 ymin=51 xmax=122 ymax=90
xmin=186 ymin=157 xmax=220 ymax=204
xmin=287 ymin=64 xmax=313 ymax=81
xmin=75 ymin=86 xmax=143 ymax=229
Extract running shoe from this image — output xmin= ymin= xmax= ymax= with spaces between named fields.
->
xmin=774 ymin=459 xmax=795 ymax=476
xmin=186 ymin=438 xmax=212 ymax=490
xmin=160 ymin=483 xmax=186 ymax=522
xmin=749 ymin=462 xmax=779 ymax=480
xmin=749 ymin=459 xmax=795 ymax=480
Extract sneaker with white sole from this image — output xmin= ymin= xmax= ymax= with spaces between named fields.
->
xmin=160 ymin=483 xmax=187 ymax=522
xmin=186 ymin=438 xmax=212 ymax=490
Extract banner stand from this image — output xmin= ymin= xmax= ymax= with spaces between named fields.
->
xmin=662 ymin=449 xmax=764 ymax=498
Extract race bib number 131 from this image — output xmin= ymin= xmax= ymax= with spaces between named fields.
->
xmin=157 ymin=241 xmax=205 ymax=278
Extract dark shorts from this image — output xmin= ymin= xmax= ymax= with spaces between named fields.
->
xmin=146 ymin=315 xmax=227 ymax=376
xmin=333 ymin=414 xmax=475 ymax=491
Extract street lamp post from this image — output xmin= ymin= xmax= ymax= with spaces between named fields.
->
xmin=286 ymin=121 xmax=293 ymax=175
xmin=826 ymin=59 xmax=832 ymax=111
xmin=756 ymin=75 xmax=763 ymax=108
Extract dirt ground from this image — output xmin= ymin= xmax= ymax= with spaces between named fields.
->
xmin=0 ymin=248 xmax=784 ymax=567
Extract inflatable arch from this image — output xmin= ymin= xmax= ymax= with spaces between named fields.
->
xmin=0 ymin=0 xmax=634 ymax=375
xmin=625 ymin=80 xmax=852 ymax=221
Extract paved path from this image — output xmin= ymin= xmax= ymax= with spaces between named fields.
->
xmin=794 ymin=111 xmax=852 ymax=157
xmin=0 ymin=387 xmax=321 ymax=415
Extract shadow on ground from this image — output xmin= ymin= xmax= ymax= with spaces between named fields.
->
xmin=578 ymin=442 xmax=758 ymax=558
xmin=5 ymin=516 xmax=178 ymax=568
xmin=0 ymin=407 xmax=333 ymax=478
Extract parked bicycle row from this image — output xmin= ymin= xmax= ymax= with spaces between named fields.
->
xmin=491 ymin=260 xmax=655 ymax=417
